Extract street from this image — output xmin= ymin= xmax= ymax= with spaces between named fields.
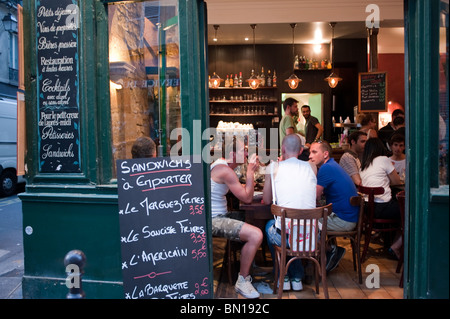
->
xmin=0 ymin=194 xmax=24 ymax=299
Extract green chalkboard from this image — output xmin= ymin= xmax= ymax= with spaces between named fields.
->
xmin=358 ymin=72 xmax=388 ymax=112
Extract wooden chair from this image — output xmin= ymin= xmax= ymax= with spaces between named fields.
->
xmin=271 ymin=203 xmax=332 ymax=299
xmin=326 ymin=194 xmax=365 ymax=284
xmin=358 ymin=185 xmax=401 ymax=263
xmin=218 ymin=238 xmax=242 ymax=285
xmin=396 ymin=190 xmax=406 ymax=288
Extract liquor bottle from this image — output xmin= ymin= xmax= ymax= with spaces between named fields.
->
xmin=234 ymin=73 xmax=239 ymax=87
xmin=208 ymin=75 xmax=211 ymax=88
xmin=266 ymin=69 xmax=272 ymax=87
xmin=272 ymin=70 xmax=277 ymax=87
xmin=229 ymin=74 xmax=233 ymax=87
xmin=301 ymin=56 xmax=306 ymax=70
xmin=294 ymin=55 xmax=300 ymax=70
xmin=238 ymin=72 xmax=243 ymax=87
xmin=225 ymin=74 xmax=230 ymax=87
xmin=260 ymin=67 xmax=266 ymax=87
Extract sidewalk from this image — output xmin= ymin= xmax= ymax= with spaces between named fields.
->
xmin=0 ymin=248 xmax=23 ymax=299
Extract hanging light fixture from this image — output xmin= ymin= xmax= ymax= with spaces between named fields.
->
xmin=246 ymin=24 xmax=261 ymax=90
xmin=209 ymin=25 xmax=223 ymax=88
xmin=285 ymin=23 xmax=302 ymax=90
xmin=324 ymin=22 xmax=343 ymax=88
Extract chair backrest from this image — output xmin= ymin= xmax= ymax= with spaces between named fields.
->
xmin=358 ymin=185 xmax=385 ymax=220
xmin=271 ymin=204 xmax=332 ymax=257
xmin=351 ymin=194 xmax=365 ymax=235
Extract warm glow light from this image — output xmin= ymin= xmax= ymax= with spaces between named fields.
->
xmin=110 ymin=80 xmax=122 ymax=90
xmin=325 ymin=73 xmax=342 ymax=88
xmin=314 ymin=44 xmax=322 ymax=53
xmin=244 ymin=37 xmax=249 ymax=41
xmin=247 ymin=75 xmax=261 ymax=90
xmin=285 ymin=74 xmax=302 ymax=90
xmin=209 ymin=72 xmax=223 ymax=88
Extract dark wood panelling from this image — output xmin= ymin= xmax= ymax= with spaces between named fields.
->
xmin=208 ymin=39 xmax=368 ymax=142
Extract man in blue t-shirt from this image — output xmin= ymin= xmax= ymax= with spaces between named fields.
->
xmin=309 ymin=140 xmax=359 ymax=273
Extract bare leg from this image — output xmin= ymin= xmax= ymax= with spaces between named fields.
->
xmin=238 ymin=223 xmax=263 ymax=277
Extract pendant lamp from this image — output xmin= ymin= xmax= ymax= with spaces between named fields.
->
xmin=285 ymin=23 xmax=302 ymax=90
xmin=209 ymin=25 xmax=223 ymax=88
xmin=246 ymin=24 xmax=261 ymax=90
xmin=324 ymin=22 xmax=342 ymax=88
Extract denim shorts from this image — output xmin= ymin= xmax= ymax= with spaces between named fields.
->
xmin=211 ymin=213 xmax=245 ymax=242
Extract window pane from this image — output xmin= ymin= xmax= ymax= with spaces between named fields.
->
xmin=108 ymin=0 xmax=180 ymax=177
xmin=439 ymin=1 xmax=449 ymax=186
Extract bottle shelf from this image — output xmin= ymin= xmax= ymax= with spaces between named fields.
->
xmin=210 ymin=113 xmax=276 ymax=117
xmin=209 ymin=87 xmax=277 ymax=90
xmin=209 ymin=99 xmax=277 ymax=103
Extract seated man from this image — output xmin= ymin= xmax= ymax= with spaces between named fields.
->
xmin=339 ymin=131 xmax=367 ymax=186
xmin=210 ymin=137 xmax=263 ymax=299
xmin=389 ymin=133 xmax=406 ymax=183
xmin=262 ymin=134 xmax=317 ymax=291
xmin=309 ymin=140 xmax=359 ymax=273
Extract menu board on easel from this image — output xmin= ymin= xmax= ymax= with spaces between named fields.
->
xmin=358 ymin=72 xmax=388 ymax=112
xmin=36 ymin=0 xmax=81 ymax=173
xmin=117 ymin=156 xmax=211 ymax=299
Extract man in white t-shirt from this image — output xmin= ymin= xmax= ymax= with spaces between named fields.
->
xmin=262 ymin=134 xmax=317 ymax=292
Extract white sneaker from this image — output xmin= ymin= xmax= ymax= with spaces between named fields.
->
xmin=235 ymin=274 xmax=260 ymax=299
xmin=283 ymin=276 xmax=291 ymax=290
xmin=291 ymin=279 xmax=303 ymax=291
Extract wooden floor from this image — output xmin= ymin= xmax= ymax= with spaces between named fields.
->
xmin=212 ymin=236 xmax=404 ymax=299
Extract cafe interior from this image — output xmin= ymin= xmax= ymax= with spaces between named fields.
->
xmin=205 ymin=0 xmax=407 ymax=299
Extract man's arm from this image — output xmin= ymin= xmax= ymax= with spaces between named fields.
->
xmin=314 ymin=122 xmax=324 ymax=141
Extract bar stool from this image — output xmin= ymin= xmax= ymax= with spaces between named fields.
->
xmin=358 ymin=185 xmax=402 ymax=263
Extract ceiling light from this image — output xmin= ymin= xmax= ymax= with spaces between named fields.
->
xmin=324 ymin=22 xmax=342 ymax=88
xmin=209 ymin=25 xmax=223 ymax=88
xmin=246 ymin=24 xmax=261 ymax=90
xmin=285 ymin=23 xmax=302 ymax=90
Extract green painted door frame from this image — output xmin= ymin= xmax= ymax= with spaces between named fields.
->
xmin=404 ymin=0 xmax=449 ymax=298
xmin=19 ymin=0 xmax=211 ymax=298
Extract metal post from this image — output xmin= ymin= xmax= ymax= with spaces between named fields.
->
xmin=64 ymin=250 xmax=86 ymax=299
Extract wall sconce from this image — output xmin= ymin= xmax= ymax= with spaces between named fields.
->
xmin=2 ymin=13 xmax=18 ymax=33
xmin=285 ymin=23 xmax=302 ymax=90
xmin=324 ymin=22 xmax=342 ymax=88
xmin=246 ymin=24 xmax=261 ymax=90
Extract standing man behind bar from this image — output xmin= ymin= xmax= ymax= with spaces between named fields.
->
xmin=279 ymin=98 xmax=299 ymax=145
xmin=302 ymin=105 xmax=324 ymax=148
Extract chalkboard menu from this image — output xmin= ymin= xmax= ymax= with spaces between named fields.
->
xmin=358 ymin=72 xmax=388 ymax=112
xmin=117 ymin=156 xmax=211 ymax=299
xmin=36 ymin=0 xmax=81 ymax=173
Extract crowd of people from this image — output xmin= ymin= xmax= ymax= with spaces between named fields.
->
xmin=131 ymin=103 xmax=406 ymax=299
xmin=209 ymin=101 xmax=406 ymax=298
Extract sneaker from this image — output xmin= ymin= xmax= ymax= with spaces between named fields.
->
xmin=327 ymin=246 xmax=346 ymax=273
xmin=283 ymin=276 xmax=291 ymax=291
xmin=235 ymin=274 xmax=260 ymax=299
xmin=325 ymin=245 xmax=337 ymax=271
xmin=291 ymin=278 xmax=303 ymax=291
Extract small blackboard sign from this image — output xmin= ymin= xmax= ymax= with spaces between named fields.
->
xmin=358 ymin=72 xmax=388 ymax=112
xmin=36 ymin=0 xmax=81 ymax=173
xmin=117 ymin=156 xmax=211 ymax=299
